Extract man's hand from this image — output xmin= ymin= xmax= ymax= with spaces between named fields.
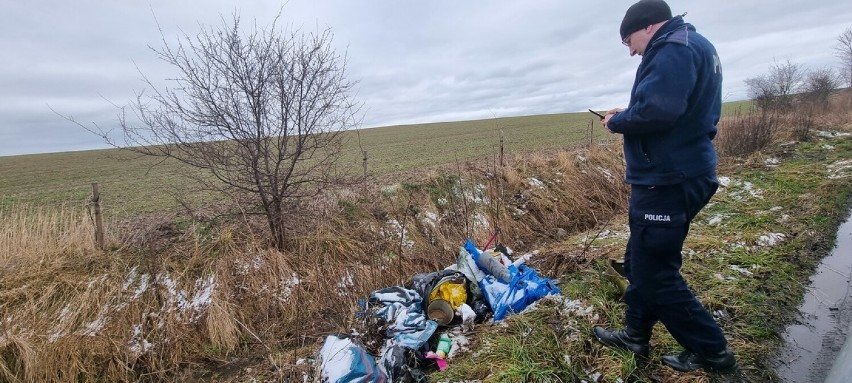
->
xmin=602 ymin=108 xmax=624 ymax=133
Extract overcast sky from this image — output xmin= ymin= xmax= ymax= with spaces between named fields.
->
xmin=1 ymin=1 xmax=850 ymax=157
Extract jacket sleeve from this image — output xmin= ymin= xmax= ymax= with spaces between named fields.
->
xmin=608 ymin=44 xmax=697 ymax=135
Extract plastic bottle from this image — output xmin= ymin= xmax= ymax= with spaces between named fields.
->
xmin=436 ymin=333 xmax=451 ymax=359
xmin=476 ymin=250 xmax=511 ymax=282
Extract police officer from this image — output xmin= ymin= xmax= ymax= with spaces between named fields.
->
xmin=592 ymin=0 xmax=737 ymax=374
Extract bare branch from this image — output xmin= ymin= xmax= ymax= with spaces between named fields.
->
xmin=68 ymin=10 xmax=362 ymax=249
xmin=835 ymin=26 xmax=852 ymax=88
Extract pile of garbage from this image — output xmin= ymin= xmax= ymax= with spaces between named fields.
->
xmin=317 ymin=239 xmax=561 ymax=382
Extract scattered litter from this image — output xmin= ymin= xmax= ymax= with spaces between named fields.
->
xmin=318 ymin=238 xmax=560 ymax=381
xmin=465 ymin=240 xmax=560 ymax=320
xmin=713 ymin=309 xmax=728 ymax=320
xmin=370 ymin=286 xmax=436 ymax=350
xmin=318 ymin=335 xmax=385 ymax=382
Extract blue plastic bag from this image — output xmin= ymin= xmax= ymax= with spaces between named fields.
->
xmin=319 ymin=334 xmax=387 ymax=383
xmin=464 ymin=239 xmax=560 ymax=320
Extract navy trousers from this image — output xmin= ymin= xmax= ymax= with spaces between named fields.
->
xmin=622 ymin=173 xmax=728 ymax=356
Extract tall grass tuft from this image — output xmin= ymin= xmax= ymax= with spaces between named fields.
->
xmin=716 ymin=107 xmax=779 ymax=157
xmin=0 ymin=203 xmax=97 ymax=264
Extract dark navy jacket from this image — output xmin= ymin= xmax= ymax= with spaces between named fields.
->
xmin=607 ymin=16 xmax=722 ymax=186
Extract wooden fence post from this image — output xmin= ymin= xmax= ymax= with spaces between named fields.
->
xmin=362 ymin=150 xmax=368 ymax=194
xmin=589 ymin=120 xmax=595 ymax=149
xmin=499 ymin=131 xmax=505 ymax=167
xmin=91 ymin=183 xmax=104 ymax=249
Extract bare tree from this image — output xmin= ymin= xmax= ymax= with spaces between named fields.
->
xmin=744 ymin=74 xmax=777 ymax=110
xmin=802 ymin=67 xmax=840 ymax=107
xmin=744 ymin=58 xmax=804 ymax=110
xmin=74 ymin=13 xmax=361 ymax=249
xmin=836 ymin=26 xmax=852 ymax=88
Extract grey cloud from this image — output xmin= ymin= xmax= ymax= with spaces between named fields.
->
xmin=2 ymin=0 xmax=851 ymax=156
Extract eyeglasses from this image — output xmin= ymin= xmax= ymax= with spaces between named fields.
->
xmin=622 ymin=25 xmax=653 ymax=47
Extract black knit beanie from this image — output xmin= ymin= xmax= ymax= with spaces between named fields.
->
xmin=620 ymin=0 xmax=672 ymax=40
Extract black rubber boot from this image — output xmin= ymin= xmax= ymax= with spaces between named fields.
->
xmin=661 ymin=348 xmax=738 ymax=374
xmin=592 ymin=326 xmax=650 ymax=359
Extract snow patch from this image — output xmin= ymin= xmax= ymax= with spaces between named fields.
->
xmin=467 ymin=183 xmax=489 ymax=204
xmin=553 ymin=295 xmax=598 ymax=321
xmin=471 ymin=212 xmax=490 ymax=231
xmin=422 ymin=210 xmax=439 ymax=228
xmin=828 ymin=159 xmax=852 ymax=179
xmin=279 ymin=273 xmax=301 ymax=302
xmin=758 ymin=233 xmax=786 ymax=246
xmin=728 ymin=265 xmax=754 ymax=276
xmin=707 ymin=214 xmax=729 ymax=226
xmin=721 ymin=177 xmax=764 ymax=200
xmin=765 ymin=158 xmax=780 ymax=166
xmin=527 ymin=177 xmax=545 ymax=189
xmin=816 ymin=130 xmax=851 ymax=138
xmin=128 ymin=324 xmax=154 ymax=356
xmin=337 ymin=272 xmax=354 ymax=296
xmin=714 ymin=273 xmax=737 ymax=282
xmin=595 ymin=166 xmax=615 ymax=183
xmin=236 ymin=255 xmax=264 ymax=275
xmin=157 ymin=273 xmax=216 ymax=322
xmin=383 ymin=219 xmax=414 ymax=250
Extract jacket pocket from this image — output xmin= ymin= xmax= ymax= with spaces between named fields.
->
xmin=638 ymin=138 xmax=652 ymax=163
xmin=630 ymin=208 xmax=687 ymax=254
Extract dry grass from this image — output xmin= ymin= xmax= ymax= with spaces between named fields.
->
xmin=715 ymin=107 xmax=779 ymax=157
xmin=6 ymin=91 xmax=848 ymax=380
xmin=0 ymin=141 xmax=631 ymax=382
xmin=716 ymin=89 xmax=852 ymax=158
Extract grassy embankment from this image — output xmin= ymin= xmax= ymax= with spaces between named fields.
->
xmin=3 ymin=96 xmax=852 ymax=382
